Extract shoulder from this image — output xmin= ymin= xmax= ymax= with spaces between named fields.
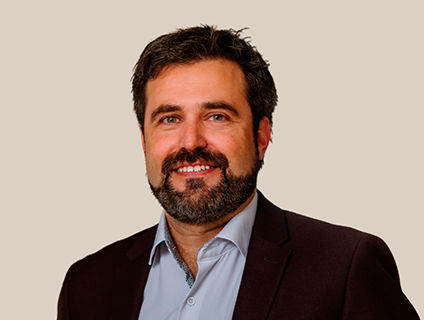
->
xmin=287 ymin=209 xmax=395 ymax=267
xmin=257 ymin=190 xmax=370 ymax=240
xmin=256 ymin=191 xmax=393 ymax=267
xmin=58 ymin=225 xmax=158 ymax=318
xmin=285 ymin=208 xmax=372 ymax=248
xmin=66 ymin=224 xmax=157 ymax=277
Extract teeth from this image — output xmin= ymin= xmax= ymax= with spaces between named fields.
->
xmin=177 ymin=165 xmax=211 ymax=173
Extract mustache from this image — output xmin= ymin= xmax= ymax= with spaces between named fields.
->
xmin=161 ymin=147 xmax=229 ymax=175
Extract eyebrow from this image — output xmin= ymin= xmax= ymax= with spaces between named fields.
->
xmin=202 ymin=102 xmax=239 ymax=117
xmin=150 ymin=104 xmax=182 ymax=123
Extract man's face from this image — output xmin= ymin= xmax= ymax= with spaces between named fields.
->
xmin=142 ymin=58 xmax=270 ymax=224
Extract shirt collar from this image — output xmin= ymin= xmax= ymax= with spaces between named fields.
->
xmin=214 ymin=191 xmax=257 ymax=257
xmin=148 ymin=213 xmax=168 ymax=265
xmin=148 ymin=191 xmax=258 ymax=265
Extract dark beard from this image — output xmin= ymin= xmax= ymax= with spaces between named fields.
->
xmin=149 ymin=147 xmax=259 ymax=225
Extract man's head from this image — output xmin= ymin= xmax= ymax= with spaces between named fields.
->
xmin=132 ymin=25 xmax=277 ymax=137
xmin=132 ymin=26 xmax=277 ymax=224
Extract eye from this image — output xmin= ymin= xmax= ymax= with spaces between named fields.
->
xmin=160 ymin=116 xmax=179 ymax=124
xmin=208 ymin=114 xmax=227 ymax=121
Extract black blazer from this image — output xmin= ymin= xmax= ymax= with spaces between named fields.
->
xmin=58 ymin=192 xmax=420 ymax=319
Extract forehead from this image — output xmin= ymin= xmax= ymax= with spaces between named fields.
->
xmin=144 ymin=59 xmax=248 ymax=113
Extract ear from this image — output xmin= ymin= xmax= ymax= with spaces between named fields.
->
xmin=140 ymin=126 xmax=146 ymax=153
xmin=256 ymin=117 xmax=271 ymax=161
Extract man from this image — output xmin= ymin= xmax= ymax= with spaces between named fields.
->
xmin=58 ymin=26 xmax=419 ymax=319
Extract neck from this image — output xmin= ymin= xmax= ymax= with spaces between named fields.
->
xmin=165 ymin=189 xmax=256 ymax=277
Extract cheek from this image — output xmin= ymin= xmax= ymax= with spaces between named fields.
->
xmin=233 ymin=141 xmax=257 ymax=172
xmin=145 ymin=131 xmax=178 ymax=160
xmin=211 ymin=130 xmax=257 ymax=174
xmin=144 ymin=135 xmax=176 ymax=183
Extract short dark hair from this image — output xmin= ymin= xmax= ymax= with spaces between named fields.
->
xmin=132 ymin=25 xmax=278 ymax=135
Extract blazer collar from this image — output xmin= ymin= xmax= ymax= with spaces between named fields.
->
xmin=125 ymin=225 xmax=157 ymax=320
xmin=233 ymin=190 xmax=293 ymax=320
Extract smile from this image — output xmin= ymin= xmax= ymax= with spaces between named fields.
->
xmin=177 ymin=165 xmax=211 ymax=173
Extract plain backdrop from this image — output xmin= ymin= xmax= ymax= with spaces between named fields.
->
xmin=1 ymin=0 xmax=423 ymax=318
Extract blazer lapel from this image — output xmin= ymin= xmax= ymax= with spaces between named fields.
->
xmin=125 ymin=226 xmax=157 ymax=320
xmin=233 ymin=191 xmax=292 ymax=320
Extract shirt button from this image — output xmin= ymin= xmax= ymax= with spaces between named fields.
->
xmin=187 ymin=296 xmax=196 ymax=306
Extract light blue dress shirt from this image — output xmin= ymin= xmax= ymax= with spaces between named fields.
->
xmin=138 ymin=192 xmax=258 ymax=320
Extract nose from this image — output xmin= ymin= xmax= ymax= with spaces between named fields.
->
xmin=179 ymin=120 xmax=207 ymax=150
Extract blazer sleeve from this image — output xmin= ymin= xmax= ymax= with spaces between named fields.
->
xmin=342 ymin=234 xmax=420 ymax=320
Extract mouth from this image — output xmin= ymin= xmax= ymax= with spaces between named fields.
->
xmin=172 ymin=163 xmax=217 ymax=175
xmin=161 ymin=148 xmax=229 ymax=177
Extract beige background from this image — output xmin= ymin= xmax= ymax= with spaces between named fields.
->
xmin=1 ymin=0 xmax=423 ymax=318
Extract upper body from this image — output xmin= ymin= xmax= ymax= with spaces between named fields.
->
xmin=58 ymin=191 xmax=419 ymax=319
xmin=58 ymin=26 xmax=420 ymax=319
